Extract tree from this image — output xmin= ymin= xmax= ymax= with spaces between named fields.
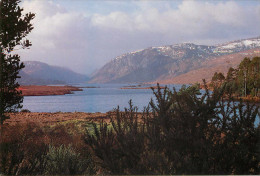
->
xmin=225 ymin=67 xmax=238 ymax=94
xmin=0 ymin=0 xmax=35 ymax=124
xmin=238 ymin=57 xmax=251 ymax=97
xmin=226 ymin=67 xmax=236 ymax=82
xmin=249 ymin=57 xmax=260 ymax=97
xmin=211 ymin=72 xmax=225 ymax=88
xmin=210 ymin=57 xmax=259 ymax=98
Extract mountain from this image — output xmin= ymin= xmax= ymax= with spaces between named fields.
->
xmin=18 ymin=61 xmax=89 ymax=85
xmin=89 ymin=37 xmax=260 ymax=83
xmin=153 ymin=48 xmax=260 ymax=84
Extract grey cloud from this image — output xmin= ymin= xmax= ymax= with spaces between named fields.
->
xmin=17 ymin=0 xmax=260 ymax=75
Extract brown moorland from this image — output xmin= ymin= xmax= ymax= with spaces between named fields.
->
xmin=18 ymin=85 xmax=83 ymax=96
xmin=4 ymin=112 xmax=109 ymax=125
xmin=4 ymin=111 xmax=145 ymax=125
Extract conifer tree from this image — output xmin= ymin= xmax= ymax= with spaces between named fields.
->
xmin=249 ymin=57 xmax=260 ymax=97
xmin=0 ymin=0 xmax=35 ymax=123
xmin=238 ymin=57 xmax=251 ymax=97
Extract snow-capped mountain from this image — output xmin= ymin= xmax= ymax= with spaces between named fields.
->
xmin=213 ymin=37 xmax=260 ymax=53
xmin=89 ymin=37 xmax=260 ymax=83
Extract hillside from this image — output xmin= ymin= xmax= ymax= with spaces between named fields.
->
xmin=153 ymin=48 xmax=260 ymax=84
xmin=89 ymin=37 xmax=260 ymax=84
xmin=18 ymin=61 xmax=89 ymax=85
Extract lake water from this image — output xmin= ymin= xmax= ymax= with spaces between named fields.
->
xmin=22 ymin=83 xmax=259 ymax=125
xmin=23 ymin=83 xmax=183 ymax=113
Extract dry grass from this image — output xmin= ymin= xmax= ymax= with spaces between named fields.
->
xmin=4 ymin=112 xmax=109 ymax=125
xmin=18 ymin=85 xmax=82 ymax=96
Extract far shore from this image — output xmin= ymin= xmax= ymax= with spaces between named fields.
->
xmin=120 ymin=86 xmax=166 ymax=89
xmin=18 ymin=85 xmax=83 ymax=96
xmin=18 ymin=84 xmax=167 ymax=96
xmin=199 ymin=84 xmax=260 ymax=103
xmin=232 ymin=96 xmax=260 ymax=103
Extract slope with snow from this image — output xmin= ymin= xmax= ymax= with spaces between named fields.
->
xmin=89 ymin=37 xmax=260 ymax=83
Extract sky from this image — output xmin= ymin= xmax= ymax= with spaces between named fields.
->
xmin=16 ymin=0 xmax=260 ymax=76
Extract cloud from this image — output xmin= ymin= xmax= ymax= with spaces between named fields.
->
xmin=17 ymin=0 xmax=260 ymax=75
xmin=91 ymin=1 xmax=259 ymax=37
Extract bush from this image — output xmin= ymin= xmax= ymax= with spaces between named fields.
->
xmin=43 ymin=144 xmax=95 ymax=175
xmin=0 ymin=123 xmax=48 ymax=175
xmin=84 ymin=83 xmax=260 ymax=174
xmin=85 ymin=101 xmax=148 ymax=174
xmin=20 ymin=109 xmax=31 ymax=112
xmin=0 ymin=122 xmax=95 ymax=175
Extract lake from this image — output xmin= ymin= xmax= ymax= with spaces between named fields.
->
xmin=22 ymin=83 xmax=183 ymax=112
xmin=22 ymin=83 xmax=259 ymax=126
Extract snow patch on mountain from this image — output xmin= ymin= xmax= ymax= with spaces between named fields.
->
xmin=115 ymin=49 xmax=145 ymax=61
xmin=129 ymin=49 xmax=144 ymax=55
xmin=214 ymin=37 xmax=260 ymax=53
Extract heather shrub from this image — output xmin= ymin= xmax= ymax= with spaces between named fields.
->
xmin=0 ymin=123 xmax=48 ymax=175
xmin=43 ymin=144 xmax=95 ymax=175
xmin=0 ymin=122 xmax=95 ymax=175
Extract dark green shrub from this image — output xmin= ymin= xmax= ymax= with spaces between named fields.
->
xmin=20 ymin=109 xmax=31 ymax=112
xmin=43 ymin=144 xmax=95 ymax=175
xmin=85 ymin=101 xmax=147 ymax=174
xmin=85 ymin=83 xmax=259 ymax=175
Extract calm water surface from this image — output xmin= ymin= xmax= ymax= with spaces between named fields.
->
xmin=22 ymin=83 xmax=259 ymax=125
xmin=23 ymin=84 xmax=182 ymax=113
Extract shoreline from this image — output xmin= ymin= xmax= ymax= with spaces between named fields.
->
xmin=120 ymin=86 xmax=166 ymax=89
xmin=18 ymin=85 xmax=83 ymax=96
xmin=199 ymin=84 xmax=260 ymax=103
xmin=232 ymin=96 xmax=260 ymax=103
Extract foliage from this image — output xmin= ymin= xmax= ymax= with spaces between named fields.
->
xmin=0 ymin=122 xmax=96 ymax=175
xmin=85 ymin=101 xmax=148 ymax=174
xmin=0 ymin=123 xmax=48 ymax=175
xmin=20 ymin=109 xmax=31 ymax=112
xmin=0 ymin=0 xmax=35 ymax=123
xmin=224 ymin=57 xmax=260 ymax=97
xmin=85 ymin=83 xmax=259 ymax=174
xmin=43 ymin=144 xmax=95 ymax=175
xmin=211 ymin=72 xmax=225 ymax=83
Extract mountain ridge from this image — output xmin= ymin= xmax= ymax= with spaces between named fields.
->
xmin=89 ymin=36 xmax=260 ymax=84
xmin=150 ymin=48 xmax=260 ymax=84
xmin=19 ymin=61 xmax=89 ymax=85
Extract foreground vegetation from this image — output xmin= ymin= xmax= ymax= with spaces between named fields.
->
xmin=1 ymin=83 xmax=259 ymax=175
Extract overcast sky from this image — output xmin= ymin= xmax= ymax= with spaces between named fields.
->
xmin=17 ymin=0 xmax=260 ymax=75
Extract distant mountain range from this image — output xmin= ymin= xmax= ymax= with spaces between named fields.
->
xmin=89 ymin=37 xmax=260 ymax=84
xmin=18 ymin=61 xmax=89 ymax=85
